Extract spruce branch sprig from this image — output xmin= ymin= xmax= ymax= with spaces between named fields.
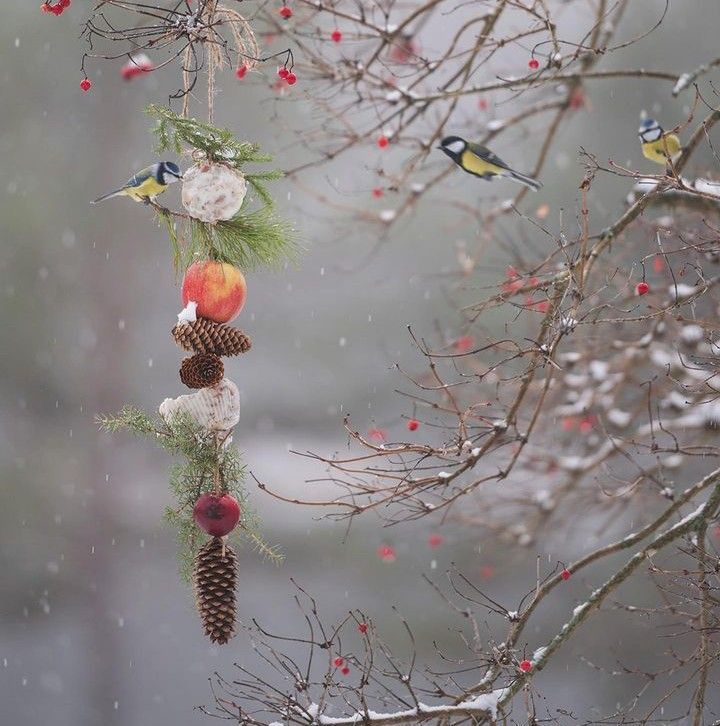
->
xmin=145 ymin=105 xmax=299 ymax=271
xmin=97 ymin=406 xmax=280 ymax=580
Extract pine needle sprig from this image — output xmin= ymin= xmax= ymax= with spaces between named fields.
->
xmin=145 ymin=105 xmax=298 ymax=272
xmin=97 ymin=406 xmax=279 ymax=580
xmin=147 ymin=104 xmax=274 ymax=170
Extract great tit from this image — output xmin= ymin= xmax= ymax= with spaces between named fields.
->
xmin=638 ymin=118 xmax=681 ymax=166
xmin=438 ymin=136 xmax=541 ymax=191
xmin=91 ymin=161 xmax=183 ymax=204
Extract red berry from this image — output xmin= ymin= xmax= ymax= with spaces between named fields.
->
xmin=192 ymin=493 xmax=241 ymax=537
xmin=286 ymin=72 xmax=297 ymax=85
xmin=428 ymin=533 xmax=444 ymax=549
xmin=561 ymin=568 xmax=571 ymax=581
xmin=357 ymin=622 xmax=368 ymax=634
xmin=454 ymin=335 xmax=475 ymax=353
xmin=333 ymin=656 xmax=344 ymax=667
xmin=377 ymin=135 xmax=389 ymax=149
xmin=579 ymin=415 xmax=594 ymax=434
xmin=635 ymin=281 xmax=650 ymax=296
xmin=80 ymin=78 xmax=92 ymax=92
xmin=478 ymin=97 xmax=488 ymax=110
xmin=480 ymin=565 xmax=494 ymax=579
xmin=377 ymin=544 xmax=396 ymax=562
xmin=235 ymin=64 xmax=248 ymax=80
xmin=279 ymin=5 xmax=292 ymax=18
xmin=41 ymin=3 xmax=52 ymax=13
xmin=519 ymin=659 xmax=532 ymax=672
xmin=368 ymin=427 xmax=386 ymax=442
xmin=341 ymin=666 xmax=350 ymax=676
xmin=60 ymin=0 xmax=70 ymax=6
xmin=653 ymin=256 xmax=665 ymax=273
xmin=278 ymin=67 xmax=289 ymax=79
xmin=528 ymin=58 xmax=540 ymax=70
xmin=372 ymin=187 xmax=384 ymax=198
xmin=51 ymin=4 xmax=63 ymax=15
xmin=407 ymin=419 xmax=419 ymax=431
xmin=331 ymin=29 xmax=342 ymax=43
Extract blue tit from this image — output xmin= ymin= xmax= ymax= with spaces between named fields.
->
xmin=638 ymin=118 xmax=681 ymax=165
xmin=438 ymin=136 xmax=541 ymax=191
xmin=91 ymin=161 xmax=183 ymax=204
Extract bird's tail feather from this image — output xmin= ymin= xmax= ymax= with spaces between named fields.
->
xmin=506 ymin=170 xmax=542 ymax=191
xmin=91 ymin=189 xmax=124 ymax=204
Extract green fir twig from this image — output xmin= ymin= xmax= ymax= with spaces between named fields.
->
xmin=97 ymin=407 xmax=279 ymax=581
xmin=145 ymin=104 xmax=299 ymax=271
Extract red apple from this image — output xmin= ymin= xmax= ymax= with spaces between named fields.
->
xmin=182 ymin=261 xmax=247 ymax=323
xmin=193 ymin=493 xmax=241 ymax=537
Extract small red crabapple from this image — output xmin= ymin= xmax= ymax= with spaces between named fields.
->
xmin=333 ymin=656 xmax=344 ymax=667
xmin=407 ymin=419 xmax=419 ymax=431
xmin=341 ymin=666 xmax=350 ymax=676
xmin=377 ymin=135 xmax=389 ymax=149
xmin=372 ymin=187 xmax=384 ymax=198
xmin=331 ymin=29 xmax=342 ymax=42
xmin=286 ymin=72 xmax=297 ymax=85
xmin=428 ymin=533 xmax=444 ymax=548
xmin=235 ymin=65 xmax=248 ymax=80
xmin=519 ymin=659 xmax=532 ymax=672
xmin=528 ymin=58 xmax=540 ymax=70
xmin=561 ymin=568 xmax=571 ymax=581
xmin=357 ymin=622 xmax=368 ymax=634
xmin=278 ymin=67 xmax=289 ymax=79
xmin=635 ymin=281 xmax=650 ymax=296
xmin=80 ymin=78 xmax=92 ymax=92
xmin=279 ymin=5 xmax=293 ymax=19
xmin=478 ymin=97 xmax=488 ymax=110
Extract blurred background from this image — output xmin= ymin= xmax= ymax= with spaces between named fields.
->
xmin=2 ymin=2 xmax=720 ymax=724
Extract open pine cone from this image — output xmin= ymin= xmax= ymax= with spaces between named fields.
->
xmin=179 ymin=353 xmax=224 ymax=389
xmin=194 ymin=536 xmax=237 ymax=645
xmin=172 ymin=319 xmax=252 ymax=357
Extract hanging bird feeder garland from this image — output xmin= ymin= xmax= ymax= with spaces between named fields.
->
xmin=98 ymin=106 xmax=296 ymax=645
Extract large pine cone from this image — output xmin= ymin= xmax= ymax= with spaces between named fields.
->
xmin=172 ymin=319 xmax=252 ymax=357
xmin=179 ymin=353 xmax=224 ymax=389
xmin=194 ymin=537 xmax=237 ymax=645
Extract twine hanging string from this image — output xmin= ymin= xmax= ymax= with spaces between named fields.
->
xmin=179 ymin=1 xmax=260 ymax=123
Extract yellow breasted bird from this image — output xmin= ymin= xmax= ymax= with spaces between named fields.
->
xmin=638 ymin=118 xmax=681 ymax=165
xmin=438 ymin=136 xmax=541 ymax=191
xmin=91 ymin=161 xmax=182 ymax=204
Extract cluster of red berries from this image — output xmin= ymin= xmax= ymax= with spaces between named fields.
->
xmin=333 ymin=656 xmax=350 ymax=676
xmin=41 ymin=0 xmax=70 ymax=15
xmin=277 ymin=67 xmax=298 ymax=85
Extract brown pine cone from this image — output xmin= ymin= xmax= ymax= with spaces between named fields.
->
xmin=194 ymin=537 xmax=237 ymax=645
xmin=179 ymin=353 xmax=224 ymax=389
xmin=172 ymin=319 xmax=252 ymax=357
